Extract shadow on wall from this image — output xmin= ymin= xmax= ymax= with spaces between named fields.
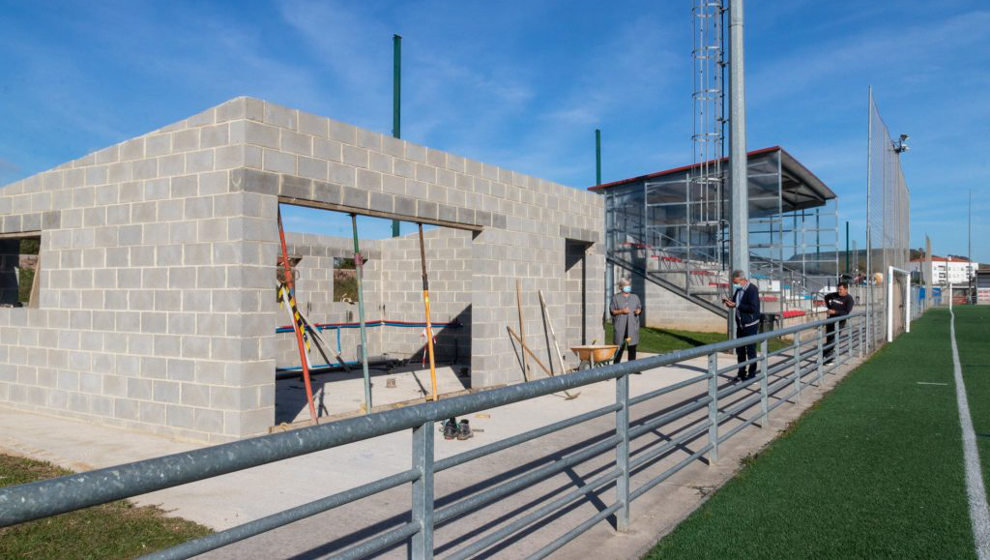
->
xmin=273 ymin=305 xmax=473 ymax=424
xmin=626 ymin=271 xmax=648 ymax=327
xmin=402 ymin=304 xmax=472 ymax=368
xmin=0 ymin=240 xmax=18 ymax=306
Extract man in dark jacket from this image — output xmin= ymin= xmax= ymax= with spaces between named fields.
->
xmin=723 ymin=270 xmax=760 ymax=382
xmin=823 ymin=281 xmax=855 ymax=364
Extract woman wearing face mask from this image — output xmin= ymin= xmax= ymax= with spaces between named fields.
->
xmin=610 ymin=277 xmax=642 ymax=363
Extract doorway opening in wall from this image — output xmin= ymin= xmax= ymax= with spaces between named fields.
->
xmin=565 ymin=239 xmax=591 ymax=345
xmin=0 ymin=233 xmax=41 ymax=308
xmin=273 ymin=202 xmax=475 ymax=425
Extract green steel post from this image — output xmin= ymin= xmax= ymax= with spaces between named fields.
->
xmin=351 ymin=214 xmax=373 ymax=412
xmin=391 ymin=34 xmax=402 ymax=238
xmin=595 ymin=129 xmax=602 ymax=185
xmin=392 ymin=34 xmax=402 ymax=138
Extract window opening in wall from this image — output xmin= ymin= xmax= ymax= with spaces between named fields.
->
xmin=332 ymin=257 xmax=356 ymax=303
xmin=273 ymin=203 xmax=473 ymax=427
xmin=0 ymin=234 xmax=41 ymax=308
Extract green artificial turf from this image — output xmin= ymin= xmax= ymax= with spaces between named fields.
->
xmin=951 ymin=306 xmax=990 ymax=507
xmin=646 ymin=309 xmax=977 ymax=559
xmin=604 ymin=323 xmax=788 ymax=355
xmin=0 ymin=454 xmax=211 ymax=559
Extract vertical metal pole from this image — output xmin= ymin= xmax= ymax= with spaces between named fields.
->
xmin=707 ymin=353 xmax=719 ymax=463
xmin=729 ymin=0 xmax=749 ymax=278
xmin=859 ymin=320 xmax=865 ymax=357
xmin=615 ymin=372 xmax=630 ymax=531
xmin=759 ymin=339 xmax=768 ymax=428
xmin=816 ymin=325 xmax=824 ymax=382
xmin=392 ymin=34 xmax=402 ymax=139
xmin=863 ymin=317 xmax=868 ymax=356
xmin=905 ymin=273 xmax=911 ymax=333
xmin=865 ymin=86 xmax=873 ymax=353
xmin=418 ymin=224 xmax=438 ymax=401
xmin=793 ymin=331 xmax=802 ymax=399
xmin=391 ymin=34 xmax=402 ymax=238
xmin=410 ymin=421 xmax=435 ymax=559
xmin=854 ymin=321 xmax=860 ymax=357
xmin=595 ymin=128 xmax=602 ymax=186
xmin=277 ymin=209 xmax=318 ymax=423
xmin=846 ymin=318 xmax=854 ymax=361
xmin=887 ymin=266 xmax=894 ymax=342
xmin=351 ymin=214 xmax=373 ymax=412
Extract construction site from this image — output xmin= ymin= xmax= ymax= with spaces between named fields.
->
xmin=1 ymin=1 xmax=959 ymax=559
xmin=0 ymin=97 xmax=605 ymax=441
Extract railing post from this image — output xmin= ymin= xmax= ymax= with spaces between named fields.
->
xmin=759 ymin=339 xmax=769 ymax=428
xmin=615 ymin=372 xmax=630 ymax=531
xmin=707 ymin=352 xmax=718 ymax=464
xmin=860 ymin=320 xmax=866 ymax=358
xmin=864 ymin=314 xmax=870 ymax=355
xmin=846 ymin=319 xmax=854 ymax=363
xmin=793 ymin=331 xmax=802 ymax=400
xmin=411 ymin=421 xmax=435 ymax=559
xmin=816 ymin=325 xmax=824 ymax=384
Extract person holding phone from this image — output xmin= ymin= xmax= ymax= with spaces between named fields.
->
xmin=722 ymin=270 xmax=760 ymax=382
xmin=610 ymin=277 xmax=642 ymax=363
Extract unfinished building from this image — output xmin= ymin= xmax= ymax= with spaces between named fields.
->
xmin=593 ymin=146 xmax=838 ymax=332
xmin=0 ymin=97 xmax=604 ymax=442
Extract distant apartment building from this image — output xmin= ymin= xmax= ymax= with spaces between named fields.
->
xmin=909 ymin=255 xmax=979 ymax=285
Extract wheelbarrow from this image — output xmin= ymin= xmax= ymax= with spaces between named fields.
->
xmin=570 ymin=345 xmax=619 ymax=370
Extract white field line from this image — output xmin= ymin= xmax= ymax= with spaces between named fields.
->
xmin=950 ymin=308 xmax=990 ymax=560
xmin=917 ymin=382 xmax=949 ymax=386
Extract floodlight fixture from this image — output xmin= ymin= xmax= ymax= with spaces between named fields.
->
xmin=893 ymin=133 xmax=910 ymax=153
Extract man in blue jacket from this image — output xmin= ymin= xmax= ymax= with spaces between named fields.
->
xmin=722 ymin=270 xmax=761 ymax=382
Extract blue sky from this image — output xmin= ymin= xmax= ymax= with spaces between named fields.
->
xmin=1 ymin=1 xmax=987 ymax=260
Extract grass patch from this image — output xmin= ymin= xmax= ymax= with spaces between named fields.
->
xmin=952 ymin=306 xmax=990 ymax=507
xmin=646 ymin=309 xmax=976 ymax=559
xmin=604 ymin=323 xmax=789 ymax=354
xmin=0 ymin=454 xmax=211 ymax=559
xmin=17 ymin=267 xmax=34 ymax=303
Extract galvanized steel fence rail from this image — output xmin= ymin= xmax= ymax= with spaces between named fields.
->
xmin=0 ymin=312 xmax=868 ymax=559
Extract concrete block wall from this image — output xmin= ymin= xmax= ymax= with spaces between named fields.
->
xmin=0 ymin=96 xmax=605 ymax=440
xmin=224 ymin=97 xmax=605 ymax=390
xmin=273 ymin=232 xmax=384 ymax=368
xmin=0 ymin=99 xmax=274 ymax=442
xmin=378 ymin=227 xmax=472 ymax=364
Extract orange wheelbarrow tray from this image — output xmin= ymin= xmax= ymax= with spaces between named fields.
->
xmin=570 ymin=344 xmax=619 ymax=370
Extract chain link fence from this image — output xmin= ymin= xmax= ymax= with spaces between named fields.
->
xmin=866 ymin=90 xmax=911 ymax=343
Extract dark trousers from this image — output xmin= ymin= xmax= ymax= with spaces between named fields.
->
xmin=824 ymin=319 xmax=847 ymax=359
xmin=614 ymin=323 xmax=637 ymax=364
xmin=614 ymin=344 xmax=637 ymax=364
xmin=736 ymin=323 xmax=759 ymax=378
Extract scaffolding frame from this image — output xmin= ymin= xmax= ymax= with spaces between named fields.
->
xmin=601 ymin=147 xmax=839 ymax=318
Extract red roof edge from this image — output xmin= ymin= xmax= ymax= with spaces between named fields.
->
xmin=588 ymin=146 xmax=781 ymax=191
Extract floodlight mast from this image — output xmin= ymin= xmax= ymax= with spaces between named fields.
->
xmin=728 ymin=0 xmax=748 ymax=279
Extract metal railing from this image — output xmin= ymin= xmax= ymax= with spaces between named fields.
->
xmin=0 ymin=312 xmax=868 ymax=559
